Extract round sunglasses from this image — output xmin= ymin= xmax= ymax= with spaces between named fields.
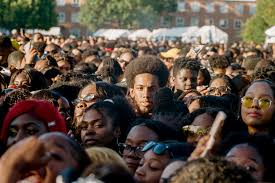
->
xmin=241 ymin=96 xmax=273 ymax=110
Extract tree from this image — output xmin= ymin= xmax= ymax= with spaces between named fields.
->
xmin=0 ymin=0 xmax=57 ymax=30
xmin=79 ymin=0 xmax=177 ymax=31
xmin=242 ymin=0 xmax=275 ymax=43
xmin=242 ymin=15 xmax=269 ymax=43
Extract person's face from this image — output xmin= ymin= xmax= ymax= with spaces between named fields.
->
xmin=80 ymin=109 xmax=117 ymax=147
xmin=33 ymin=34 xmax=44 ymax=42
xmin=134 ymin=150 xmax=170 ymax=183
xmin=57 ymin=97 xmax=71 ymax=123
xmin=7 ymin=113 xmax=47 ymax=147
xmin=174 ymin=69 xmax=198 ymax=92
xmin=45 ymin=45 xmax=59 ymax=56
xmin=57 ymin=59 xmax=71 ymax=73
xmin=160 ymin=161 xmax=185 ymax=183
xmin=130 ymin=73 xmax=160 ymax=115
xmin=118 ymin=52 xmax=133 ymax=71
xmin=33 ymin=133 xmax=78 ymax=183
xmin=13 ymin=72 xmax=31 ymax=89
xmin=208 ymin=78 xmax=231 ymax=96
xmin=226 ymin=144 xmax=265 ymax=181
xmin=241 ymin=82 xmax=275 ymax=134
xmin=72 ymin=49 xmax=82 ymax=62
xmin=74 ymin=84 xmax=97 ymax=126
xmin=123 ymin=125 xmax=159 ymax=174
xmin=197 ymin=70 xmax=205 ymax=86
xmin=187 ymin=113 xmax=213 ymax=145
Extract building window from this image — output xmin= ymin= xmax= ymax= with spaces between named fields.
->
xmin=206 ymin=3 xmax=215 ymax=13
xmin=177 ymin=2 xmax=186 ymax=12
xmin=160 ymin=16 xmax=172 ymax=27
xmin=234 ymin=19 xmax=242 ymax=29
xmin=236 ymin=4 xmax=244 ymax=14
xmin=220 ymin=3 xmax=228 ymax=14
xmin=71 ymin=13 xmax=79 ymax=23
xmin=205 ymin=18 xmax=214 ymax=25
xmin=219 ymin=19 xmax=228 ymax=29
xmin=56 ymin=0 xmax=65 ymax=6
xmin=176 ymin=16 xmax=184 ymax=27
xmin=58 ymin=12 xmax=65 ymax=23
xmin=191 ymin=2 xmax=200 ymax=12
xmin=249 ymin=4 xmax=256 ymax=15
xmin=72 ymin=0 xmax=79 ymax=7
xmin=190 ymin=17 xmax=199 ymax=26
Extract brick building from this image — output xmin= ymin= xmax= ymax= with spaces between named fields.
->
xmin=54 ymin=0 xmax=257 ymax=41
xmin=55 ymin=0 xmax=88 ymax=37
xmin=160 ymin=0 xmax=257 ymax=42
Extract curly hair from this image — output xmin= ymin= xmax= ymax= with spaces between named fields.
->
xmin=209 ymin=55 xmax=229 ymax=69
xmin=171 ymin=157 xmax=255 ymax=183
xmin=172 ymin=58 xmax=200 ymax=77
xmin=253 ymin=65 xmax=275 ymax=82
xmin=124 ymin=55 xmax=169 ymax=88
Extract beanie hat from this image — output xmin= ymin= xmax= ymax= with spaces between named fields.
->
xmin=0 ymin=99 xmax=67 ymax=144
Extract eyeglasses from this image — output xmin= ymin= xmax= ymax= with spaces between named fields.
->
xmin=142 ymin=141 xmax=171 ymax=156
xmin=241 ymin=96 xmax=273 ymax=110
xmin=118 ymin=143 xmax=144 ymax=157
xmin=208 ymin=86 xmax=231 ymax=95
xmin=72 ymin=94 xmax=97 ymax=105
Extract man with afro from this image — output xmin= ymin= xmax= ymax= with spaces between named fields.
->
xmin=125 ymin=55 xmax=169 ymax=117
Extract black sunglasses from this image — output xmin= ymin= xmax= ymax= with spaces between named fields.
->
xmin=118 ymin=143 xmax=144 ymax=157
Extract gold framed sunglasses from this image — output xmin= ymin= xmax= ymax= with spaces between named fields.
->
xmin=241 ymin=96 xmax=273 ymax=110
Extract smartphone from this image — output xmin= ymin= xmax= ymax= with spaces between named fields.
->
xmin=200 ymin=111 xmax=227 ymax=157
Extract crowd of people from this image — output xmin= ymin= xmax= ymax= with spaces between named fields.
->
xmin=0 ymin=31 xmax=275 ymax=183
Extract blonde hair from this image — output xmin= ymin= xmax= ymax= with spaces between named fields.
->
xmin=84 ymin=147 xmax=129 ymax=175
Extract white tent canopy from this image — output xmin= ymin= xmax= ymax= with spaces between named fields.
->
xmin=25 ymin=27 xmax=61 ymax=36
xmin=150 ymin=28 xmax=168 ymax=40
xmin=93 ymin=29 xmax=108 ymax=37
xmin=93 ymin=29 xmax=130 ymax=40
xmin=150 ymin=27 xmax=189 ymax=41
xmin=128 ymin=29 xmax=152 ymax=40
xmin=195 ymin=25 xmax=228 ymax=44
xmin=265 ymin=26 xmax=275 ymax=43
xmin=164 ymin=27 xmax=188 ymax=39
xmin=265 ymin=26 xmax=275 ymax=37
xmin=181 ymin=26 xmax=200 ymax=43
xmin=151 ymin=27 xmax=200 ymax=41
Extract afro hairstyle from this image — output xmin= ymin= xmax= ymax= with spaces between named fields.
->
xmin=124 ymin=55 xmax=169 ymax=88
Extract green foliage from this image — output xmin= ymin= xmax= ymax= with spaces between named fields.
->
xmin=242 ymin=0 xmax=275 ymax=43
xmin=242 ymin=15 xmax=268 ymax=43
xmin=79 ymin=0 xmax=177 ymax=31
xmin=0 ymin=0 xmax=57 ymax=30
